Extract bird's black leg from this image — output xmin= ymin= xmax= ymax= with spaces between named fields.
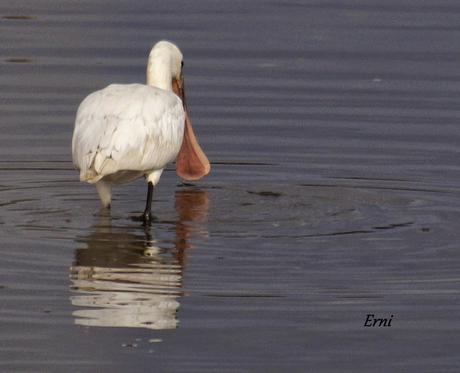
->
xmin=142 ymin=182 xmax=154 ymax=224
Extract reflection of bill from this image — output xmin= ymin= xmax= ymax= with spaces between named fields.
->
xmin=70 ymin=189 xmax=208 ymax=330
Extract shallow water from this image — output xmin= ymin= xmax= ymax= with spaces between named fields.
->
xmin=2 ymin=0 xmax=460 ymax=371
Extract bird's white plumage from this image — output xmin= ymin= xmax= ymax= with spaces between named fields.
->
xmin=72 ymin=83 xmax=184 ymax=185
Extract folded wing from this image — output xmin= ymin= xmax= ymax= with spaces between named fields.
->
xmin=72 ymin=84 xmax=184 ymax=183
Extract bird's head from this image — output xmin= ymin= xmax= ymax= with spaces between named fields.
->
xmin=147 ymin=40 xmax=183 ymax=91
xmin=147 ymin=41 xmax=210 ymax=181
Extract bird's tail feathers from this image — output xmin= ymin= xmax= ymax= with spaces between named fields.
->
xmin=79 ymin=152 xmax=105 ymax=183
xmin=80 ymin=169 xmax=103 ymax=184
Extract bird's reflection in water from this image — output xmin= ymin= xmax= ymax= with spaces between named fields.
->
xmin=70 ymin=188 xmax=208 ymax=330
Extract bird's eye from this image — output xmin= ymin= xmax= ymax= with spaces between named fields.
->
xmin=181 ymin=61 xmax=184 ymax=68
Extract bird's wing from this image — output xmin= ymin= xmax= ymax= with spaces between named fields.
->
xmin=72 ymin=84 xmax=184 ymax=183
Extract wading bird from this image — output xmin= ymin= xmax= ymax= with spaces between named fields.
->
xmin=72 ymin=41 xmax=210 ymax=222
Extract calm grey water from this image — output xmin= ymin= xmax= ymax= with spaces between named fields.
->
xmin=1 ymin=0 xmax=460 ymax=371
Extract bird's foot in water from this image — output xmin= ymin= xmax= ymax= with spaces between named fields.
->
xmin=132 ymin=212 xmax=155 ymax=225
xmin=142 ymin=211 xmax=153 ymax=225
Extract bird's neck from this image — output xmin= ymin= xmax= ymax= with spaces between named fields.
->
xmin=146 ymin=57 xmax=172 ymax=91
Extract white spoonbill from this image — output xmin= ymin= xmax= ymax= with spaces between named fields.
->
xmin=72 ymin=41 xmax=210 ymax=222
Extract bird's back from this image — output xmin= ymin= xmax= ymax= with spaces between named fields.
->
xmin=72 ymin=84 xmax=185 ymax=183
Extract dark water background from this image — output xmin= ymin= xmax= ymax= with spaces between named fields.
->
xmin=1 ymin=0 xmax=460 ymax=371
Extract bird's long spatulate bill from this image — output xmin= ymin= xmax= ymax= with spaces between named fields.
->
xmin=176 ymin=111 xmax=211 ymax=180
